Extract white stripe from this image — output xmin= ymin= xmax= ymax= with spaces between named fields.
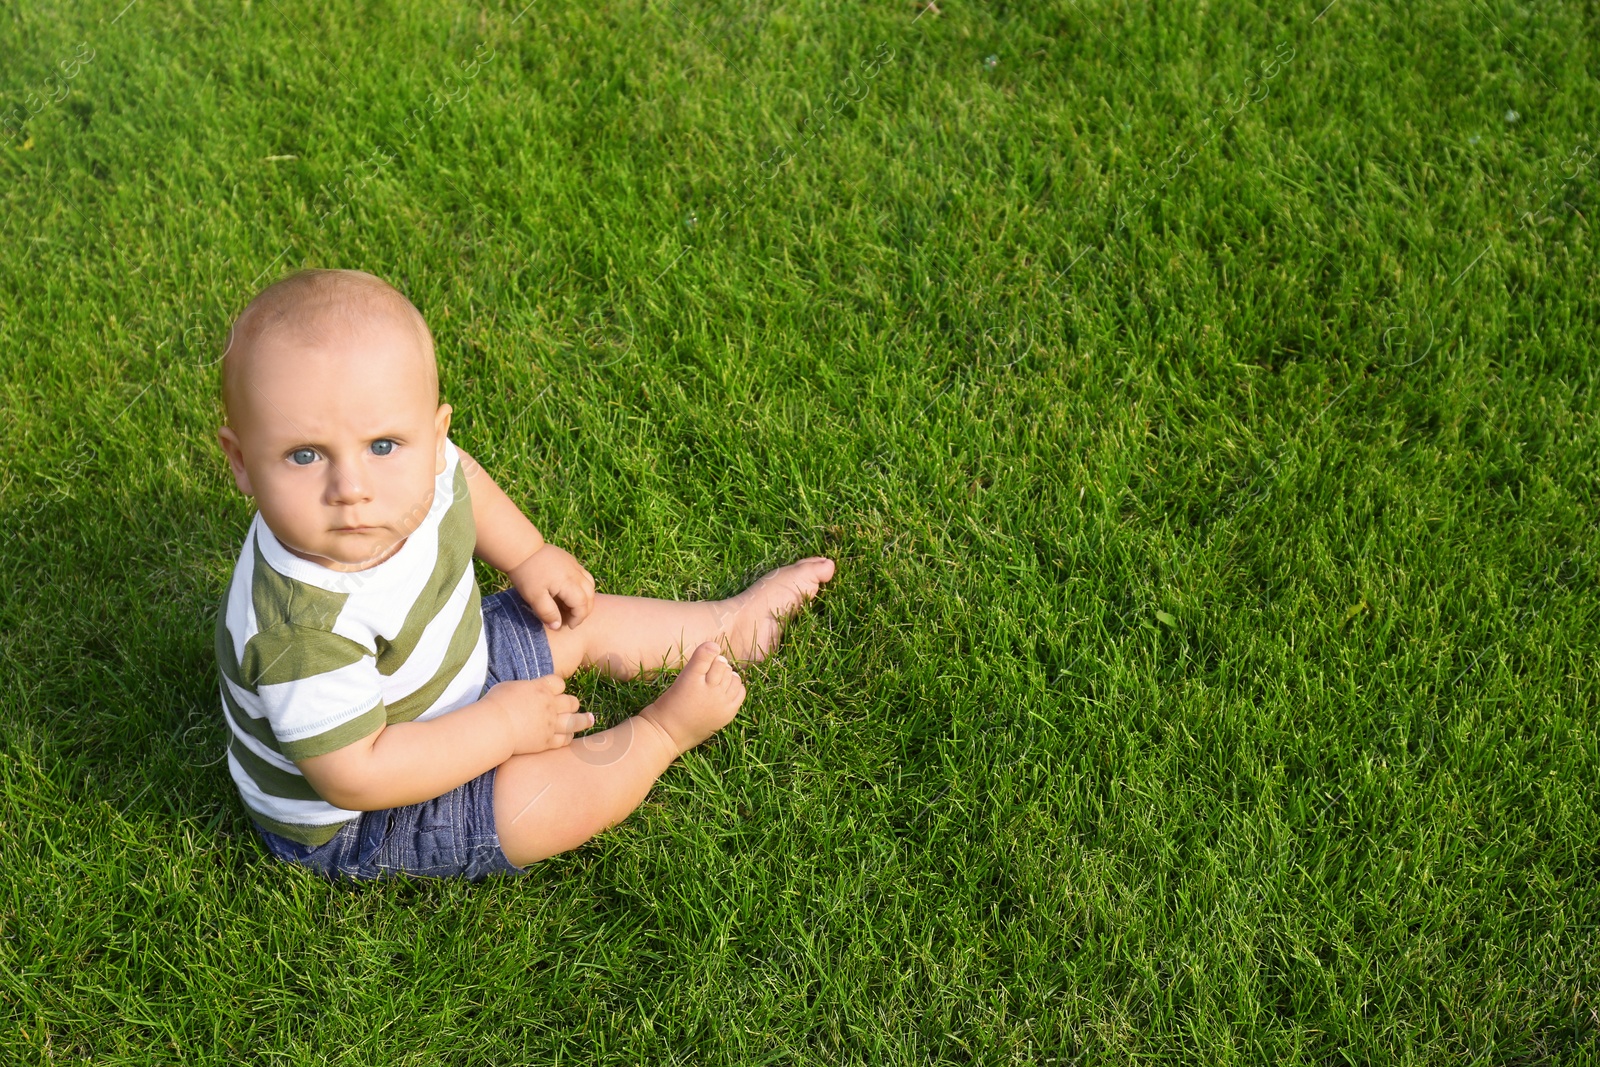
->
xmin=222 ymin=672 xmax=264 ymax=722
xmin=223 ymin=708 xmax=301 ymax=774
xmin=377 ymin=566 xmax=478 ymax=698
xmin=411 ymin=626 xmax=490 ymax=723
xmin=256 ymin=656 xmax=384 ymax=742
xmin=228 ymin=750 xmax=362 ymax=823
xmin=224 ymin=523 xmax=259 ymax=667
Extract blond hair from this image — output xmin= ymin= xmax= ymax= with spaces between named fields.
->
xmin=220 ymin=268 xmax=436 ymax=421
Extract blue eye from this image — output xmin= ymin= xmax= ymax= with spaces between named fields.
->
xmin=290 ymin=448 xmax=318 ymax=466
xmin=371 ymin=439 xmax=395 ymax=456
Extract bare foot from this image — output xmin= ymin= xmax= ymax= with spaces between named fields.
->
xmin=714 ymin=556 xmax=836 ymax=664
xmin=639 ymin=641 xmax=747 ymax=755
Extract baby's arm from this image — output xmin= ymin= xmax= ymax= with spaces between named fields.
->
xmin=458 ymin=446 xmax=544 ymax=571
xmin=458 ymin=446 xmax=596 ymax=630
xmin=297 ymin=676 xmax=591 ymax=810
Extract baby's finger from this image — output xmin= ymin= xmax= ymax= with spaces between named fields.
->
xmin=529 ymin=590 xmax=563 ymax=630
xmin=558 ymin=578 xmax=595 ymax=624
xmin=535 ymin=673 xmax=567 ymax=694
xmin=564 ymin=584 xmax=596 ymax=628
xmin=560 ymin=710 xmax=595 ymax=734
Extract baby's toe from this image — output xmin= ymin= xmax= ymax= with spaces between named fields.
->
xmin=682 ymin=641 xmax=721 ymax=680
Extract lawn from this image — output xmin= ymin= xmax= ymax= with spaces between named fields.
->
xmin=2 ymin=0 xmax=1598 ymax=1062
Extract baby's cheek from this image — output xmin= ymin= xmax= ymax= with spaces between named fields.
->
xmin=395 ymin=477 xmax=437 ymax=529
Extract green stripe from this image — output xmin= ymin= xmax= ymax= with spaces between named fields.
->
xmin=279 ymin=703 xmax=387 ymax=761
xmin=252 ymin=536 xmax=349 ymax=631
xmin=384 ymin=587 xmax=483 ymax=723
xmin=246 ymin=808 xmax=351 ymax=848
xmin=242 ymin=624 xmax=370 ymax=688
xmin=377 ymin=464 xmax=478 ymax=677
xmin=229 ymin=735 xmax=322 ymax=801
xmin=220 ymin=678 xmax=281 ymax=751
xmin=216 ymin=590 xmax=244 ymax=689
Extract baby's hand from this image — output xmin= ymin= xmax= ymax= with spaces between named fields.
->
xmin=508 ymin=543 xmax=597 ymax=630
xmin=486 ymin=674 xmax=594 ymax=755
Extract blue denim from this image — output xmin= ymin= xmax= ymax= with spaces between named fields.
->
xmin=254 ymin=589 xmax=556 ymax=881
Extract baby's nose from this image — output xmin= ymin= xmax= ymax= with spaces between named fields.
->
xmin=326 ymin=458 xmax=372 ymax=503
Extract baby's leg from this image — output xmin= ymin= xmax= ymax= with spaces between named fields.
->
xmin=493 ymin=642 xmax=744 ymax=865
xmin=545 ymin=556 xmax=835 ymax=680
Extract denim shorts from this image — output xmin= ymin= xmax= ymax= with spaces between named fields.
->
xmin=253 ymin=589 xmax=556 ymax=881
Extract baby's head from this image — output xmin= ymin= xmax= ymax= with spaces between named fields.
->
xmin=217 ymin=269 xmax=452 ymax=573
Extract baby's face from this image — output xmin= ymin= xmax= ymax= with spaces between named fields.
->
xmin=217 ymin=317 xmax=451 ymax=573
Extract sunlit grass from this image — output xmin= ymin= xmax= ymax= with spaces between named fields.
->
xmin=1 ymin=0 xmax=1597 ymax=1062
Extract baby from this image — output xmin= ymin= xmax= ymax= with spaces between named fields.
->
xmin=213 ymin=268 xmax=834 ymax=879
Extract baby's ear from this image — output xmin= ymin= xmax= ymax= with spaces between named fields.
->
xmin=434 ymin=403 xmax=453 ymax=474
xmin=216 ymin=426 xmax=254 ymax=496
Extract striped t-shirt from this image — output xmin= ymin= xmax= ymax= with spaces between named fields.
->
xmin=214 ymin=438 xmax=487 ymax=846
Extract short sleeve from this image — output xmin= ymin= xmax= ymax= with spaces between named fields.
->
xmin=240 ymin=623 xmax=387 ymax=760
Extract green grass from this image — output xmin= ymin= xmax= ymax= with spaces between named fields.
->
xmin=2 ymin=0 xmax=1598 ymax=1062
